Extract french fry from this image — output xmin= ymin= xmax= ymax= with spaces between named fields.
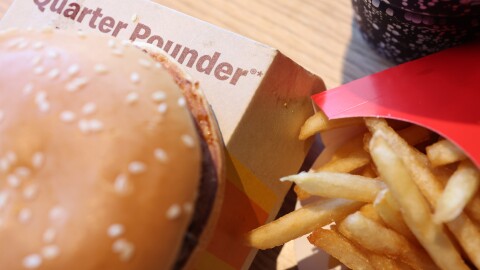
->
xmin=308 ymin=228 xmax=374 ymax=270
xmin=293 ymin=184 xmax=311 ymax=201
xmin=363 ymin=125 xmax=432 ymax=154
xmin=373 ymin=189 xmax=417 ymax=243
xmin=466 ymin=193 xmax=480 ymax=224
xmin=281 ymin=172 xmax=386 ymax=203
xmin=316 ymin=154 xmax=371 ymax=173
xmin=360 ymin=163 xmax=378 ymax=178
xmin=338 ymin=212 xmax=437 ymax=270
xmin=426 ymin=139 xmax=467 ymax=167
xmin=359 ymin=204 xmax=384 ymax=225
xmin=365 ymin=118 xmax=480 ymax=268
xmin=245 ymin=198 xmax=363 ymax=249
xmin=299 ymin=110 xmax=363 ymax=140
xmin=434 ymin=160 xmax=480 ymax=223
xmin=368 ymin=131 xmax=468 ymax=270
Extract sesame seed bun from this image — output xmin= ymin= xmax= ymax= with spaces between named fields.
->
xmin=0 ymin=29 xmax=224 ymax=270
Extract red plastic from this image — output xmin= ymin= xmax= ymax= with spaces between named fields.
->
xmin=312 ymin=42 xmax=480 ymax=167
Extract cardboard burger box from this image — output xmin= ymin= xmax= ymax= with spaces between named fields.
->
xmin=0 ymin=0 xmax=325 ymax=269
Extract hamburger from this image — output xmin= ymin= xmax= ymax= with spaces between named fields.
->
xmin=0 ymin=28 xmax=224 ymax=269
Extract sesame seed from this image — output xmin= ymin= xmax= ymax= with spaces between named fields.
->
xmin=66 ymin=77 xmax=89 ymax=92
xmin=121 ymin=40 xmax=131 ymax=47
xmin=178 ymin=97 xmax=186 ymax=107
xmin=18 ymin=208 xmax=32 ymax=223
xmin=114 ymin=174 xmax=130 ymax=195
xmin=108 ymin=224 xmax=125 ymax=238
xmin=81 ymin=102 xmax=97 ymax=115
xmin=31 ymin=56 xmax=42 ymax=66
xmin=157 ymin=103 xmax=168 ymax=114
xmin=125 ymin=92 xmax=139 ymax=104
xmin=131 ymin=13 xmax=139 ymax=23
xmin=0 ymin=191 xmax=9 ymax=210
xmin=41 ymin=245 xmax=59 ymax=260
xmin=78 ymin=119 xmax=104 ymax=134
xmin=35 ymin=92 xmax=50 ymax=113
xmin=49 ymin=206 xmax=67 ymax=222
xmin=6 ymin=38 xmax=21 ymax=49
xmin=7 ymin=174 xmax=21 ymax=188
xmin=166 ymin=204 xmax=181 ymax=220
xmin=23 ymin=184 xmax=39 ymax=201
xmin=43 ymin=228 xmax=56 ymax=243
xmin=78 ymin=119 xmax=90 ymax=134
xmin=0 ymin=159 xmax=9 ymax=172
xmin=32 ymin=152 xmax=45 ymax=169
xmin=47 ymin=68 xmax=60 ymax=79
xmin=138 ymin=59 xmax=151 ymax=69
xmin=94 ymin=64 xmax=109 ymax=75
xmin=154 ymin=148 xmax=168 ymax=163
xmin=23 ymin=83 xmax=34 ymax=95
xmin=183 ymin=202 xmax=194 ymax=213
xmin=32 ymin=41 xmax=44 ymax=50
xmin=18 ymin=41 xmax=29 ymax=50
xmin=0 ymin=110 xmax=3 ymax=123
xmin=38 ymin=102 xmax=50 ymax=113
xmin=46 ymin=50 xmax=59 ymax=59
xmin=60 ymin=111 xmax=76 ymax=123
xmin=181 ymin=135 xmax=195 ymax=148
xmin=112 ymin=239 xmax=135 ymax=262
xmin=23 ymin=254 xmax=42 ymax=269
xmin=151 ymin=91 xmax=166 ymax=102
xmin=34 ymin=66 xmax=45 ymax=75
xmin=15 ymin=167 xmax=31 ymax=177
xmin=88 ymin=119 xmax=104 ymax=132
xmin=112 ymin=49 xmax=123 ymax=56
xmin=41 ymin=26 xmax=54 ymax=34
xmin=6 ymin=151 xmax=17 ymax=163
xmin=154 ymin=62 xmax=162 ymax=69
xmin=108 ymin=40 xmax=116 ymax=48
xmin=130 ymin=73 xmax=140 ymax=84
xmin=67 ymin=64 xmax=80 ymax=76
xmin=77 ymin=31 xmax=86 ymax=39
xmin=35 ymin=91 xmax=47 ymax=103
xmin=128 ymin=162 xmax=146 ymax=174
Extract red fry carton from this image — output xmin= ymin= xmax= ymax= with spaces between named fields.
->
xmin=0 ymin=0 xmax=325 ymax=269
xmin=313 ymin=42 xmax=480 ymax=167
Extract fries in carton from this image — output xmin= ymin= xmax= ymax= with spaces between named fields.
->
xmin=295 ymin=42 xmax=480 ymax=269
xmin=0 ymin=1 xmax=325 ymax=269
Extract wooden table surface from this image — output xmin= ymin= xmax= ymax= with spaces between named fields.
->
xmin=0 ymin=0 xmax=393 ymax=269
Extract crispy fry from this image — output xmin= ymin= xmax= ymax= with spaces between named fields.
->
xmin=373 ymin=189 xmax=417 ymax=243
xmin=426 ymin=139 xmax=467 ymax=167
xmin=465 ymin=193 xmax=480 ymax=224
xmin=293 ymin=184 xmax=311 ymax=201
xmin=363 ymin=125 xmax=432 ymax=154
xmin=316 ymin=155 xmax=371 ymax=173
xmin=365 ymin=118 xmax=480 ymax=268
xmin=360 ymin=163 xmax=377 ymax=178
xmin=338 ymin=212 xmax=437 ymax=270
xmin=308 ymin=228 xmax=374 ymax=270
xmin=281 ymin=172 xmax=386 ymax=203
xmin=434 ymin=160 xmax=480 ymax=223
xmin=245 ymin=198 xmax=363 ymax=249
xmin=299 ymin=110 xmax=363 ymax=140
xmin=368 ymin=131 xmax=468 ymax=270
xmin=359 ymin=204 xmax=384 ymax=225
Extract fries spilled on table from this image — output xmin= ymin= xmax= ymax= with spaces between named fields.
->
xmin=246 ymin=111 xmax=480 ymax=270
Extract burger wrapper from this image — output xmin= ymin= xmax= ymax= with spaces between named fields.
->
xmin=296 ymin=41 xmax=480 ymax=269
xmin=0 ymin=0 xmax=324 ymax=269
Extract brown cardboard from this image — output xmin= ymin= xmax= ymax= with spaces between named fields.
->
xmin=0 ymin=0 xmax=325 ymax=268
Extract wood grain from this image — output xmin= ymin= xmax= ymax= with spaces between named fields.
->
xmin=0 ymin=0 xmax=393 ymax=269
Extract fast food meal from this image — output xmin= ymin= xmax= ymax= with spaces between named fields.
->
xmin=0 ymin=28 xmax=225 ymax=269
xmin=247 ymin=112 xmax=480 ymax=270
